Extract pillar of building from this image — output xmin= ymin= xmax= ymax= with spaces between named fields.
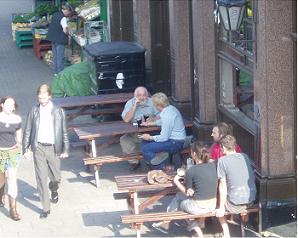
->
xmin=168 ymin=0 xmax=192 ymax=118
xmin=132 ymin=0 xmax=151 ymax=70
xmin=254 ymin=0 xmax=296 ymax=203
xmin=191 ymin=0 xmax=217 ymax=139
xmin=110 ymin=0 xmax=133 ymax=41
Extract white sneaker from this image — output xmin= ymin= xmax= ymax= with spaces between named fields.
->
xmin=150 ymin=152 xmax=169 ymax=165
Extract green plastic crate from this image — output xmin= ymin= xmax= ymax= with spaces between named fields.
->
xmin=16 ymin=35 xmax=33 ymax=44
xmin=16 ymin=41 xmax=33 ymax=48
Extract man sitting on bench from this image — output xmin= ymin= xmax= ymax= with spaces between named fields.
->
xmin=120 ymin=86 xmax=159 ymax=171
xmin=139 ymin=92 xmax=186 ymax=170
xmin=216 ymin=135 xmax=257 ymax=238
xmin=210 ymin=122 xmax=242 ymax=160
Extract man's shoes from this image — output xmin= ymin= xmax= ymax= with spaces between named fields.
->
xmin=51 ymin=191 xmax=58 ymax=204
xmin=129 ymin=162 xmax=140 ymax=171
xmin=150 ymin=152 xmax=169 ymax=166
xmin=39 ymin=210 xmax=50 ymax=219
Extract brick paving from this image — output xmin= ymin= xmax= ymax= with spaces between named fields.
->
xmin=0 ymin=1 xmax=295 ymax=238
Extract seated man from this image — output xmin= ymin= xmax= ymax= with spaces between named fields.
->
xmin=210 ymin=122 xmax=242 ymax=160
xmin=120 ymin=86 xmax=159 ymax=171
xmin=216 ymin=135 xmax=257 ymax=238
xmin=139 ymin=92 xmax=186 ymax=170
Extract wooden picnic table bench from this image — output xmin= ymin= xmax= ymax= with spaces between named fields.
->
xmin=74 ymin=120 xmax=192 ymax=188
xmin=52 ymin=92 xmax=134 ymax=121
xmin=83 ymin=147 xmax=191 ymax=166
xmin=121 ymin=205 xmax=261 ymax=238
xmin=115 ymin=173 xmax=261 ymax=238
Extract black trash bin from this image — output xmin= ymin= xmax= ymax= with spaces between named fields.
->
xmin=84 ymin=41 xmax=146 ymax=94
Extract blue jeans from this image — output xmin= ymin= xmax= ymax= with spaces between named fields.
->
xmin=52 ymin=43 xmax=66 ymax=74
xmin=141 ymin=139 xmax=184 ymax=170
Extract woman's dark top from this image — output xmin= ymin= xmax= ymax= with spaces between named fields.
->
xmin=184 ymin=162 xmax=218 ymax=200
xmin=0 ymin=121 xmax=21 ymax=148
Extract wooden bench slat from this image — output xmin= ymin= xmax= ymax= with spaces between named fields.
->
xmin=121 ymin=206 xmax=259 ymax=224
xmin=84 ymin=148 xmax=191 ymax=166
xmin=83 ymin=153 xmax=143 ymax=165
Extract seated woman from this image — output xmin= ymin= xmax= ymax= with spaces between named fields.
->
xmin=152 ymin=142 xmax=218 ymax=237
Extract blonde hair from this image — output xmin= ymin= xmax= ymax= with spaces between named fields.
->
xmin=219 ymin=135 xmax=236 ymax=151
xmin=152 ymin=92 xmax=169 ymax=108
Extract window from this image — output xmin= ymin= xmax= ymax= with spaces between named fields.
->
xmin=217 ymin=0 xmax=255 ymax=122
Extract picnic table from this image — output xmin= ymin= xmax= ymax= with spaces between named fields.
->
xmin=52 ymin=92 xmax=134 ymax=121
xmin=115 ymin=173 xmax=176 ymax=214
xmin=73 ymin=120 xmax=193 ymax=188
xmin=116 ymin=173 xmax=261 ymax=238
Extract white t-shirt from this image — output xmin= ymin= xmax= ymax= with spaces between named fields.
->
xmin=60 ymin=17 xmax=68 ymax=28
xmin=37 ymin=101 xmax=55 ymax=144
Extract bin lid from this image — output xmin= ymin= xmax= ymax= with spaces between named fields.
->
xmin=84 ymin=41 xmax=146 ymax=57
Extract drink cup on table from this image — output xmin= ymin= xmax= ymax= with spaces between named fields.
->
xmin=137 ymin=118 xmax=142 ymax=127
xmin=143 ymin=114 xmax=149 ymax=122
xmin=177 ymin=168 xmax=185 ymax=177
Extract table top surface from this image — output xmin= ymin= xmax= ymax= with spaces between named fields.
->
xmin=74 ymin=121 xmax=161 ymax=139
xmin=115 ymin=173 xmax=175 ymax=192
xmin=74 ymin=119 xmax=192 ymax=140
xmin=52 ymin=92 xmax=134 ymax=108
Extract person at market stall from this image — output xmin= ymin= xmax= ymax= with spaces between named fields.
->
xmin=22 ymin=84 xmax=69 ymax=219
xmin=47 ymin=3 xmax=73 ymax=75
xmin=139 ymin=92 xmax=186 ymax=170
xmin=0 ymin=96 xmax=22 ymax=221
xmin=210 ymin=122 xmax=242 ymax=160
xmin=120 ymin=86 xmax=159 ymax=171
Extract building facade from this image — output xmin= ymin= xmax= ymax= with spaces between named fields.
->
xmin=109 ymin=0 xmax=297 ymax=212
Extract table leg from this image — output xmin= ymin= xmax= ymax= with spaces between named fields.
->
xmin=136 ymin=229 xmax=141 ymax=238
xmin=132 ymin=192 xmax=141 ymax=238
xmin=91 ymin=139 xmax=100 ymax=188
xmin=133 ymin=191 xmax=139 ymax=214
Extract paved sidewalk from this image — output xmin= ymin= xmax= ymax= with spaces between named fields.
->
xmin=0 ymin=1 xmax=296 ymax=238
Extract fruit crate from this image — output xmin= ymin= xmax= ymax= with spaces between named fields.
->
xmin=33 ymin=37 xmax=52 ymax=59
xmin=15 ymin=30 xmax=33 ymax=48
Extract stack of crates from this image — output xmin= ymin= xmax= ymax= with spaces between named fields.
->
xmin=15 ymin=30 xmax=33 ymax=48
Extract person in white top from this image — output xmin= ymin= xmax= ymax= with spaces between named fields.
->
xmin=47 ymin=3 xmax=72 ymax=75
xmin=0 ymin=96 xmax=22 ymax=221
xmin=23 ymin=84 xmax=69 ymax=219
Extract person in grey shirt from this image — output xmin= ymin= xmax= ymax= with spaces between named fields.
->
xmin=216 ymin=135 xmax=256 ymax=238
xmin=120 ymin=86 xmax=159 ymax=171
xmin=139 ymin=92 xmax=186 ymax=170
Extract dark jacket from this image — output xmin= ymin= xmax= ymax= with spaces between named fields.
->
xmin=22 ymin=103 xmax=69 ymax=155
xmin=47 ymin=11 xmax=68 ymax=45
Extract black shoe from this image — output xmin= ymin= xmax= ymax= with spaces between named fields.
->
xmin=51 ymin=191 xmax=58 ymax=204
xmin=129 ymin=162 xmax=140 ymax=171
xmin=39 ymin=210 xmax=50 ymax=219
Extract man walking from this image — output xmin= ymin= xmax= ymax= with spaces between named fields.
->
xmin=216 ymin=135 xmax=256 ymax=238
xmin=47 ymin=3 xmax=72 ymax=75
xmin=120 ymin=86 xmax=159 ymax=170
xmin=22 ymin=84 xmax=69 ymax=219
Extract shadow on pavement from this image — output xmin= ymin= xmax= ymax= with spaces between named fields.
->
xmin=17 ymin=179 xmax=41 ymax=214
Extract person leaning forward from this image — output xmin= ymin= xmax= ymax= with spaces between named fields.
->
xmin=22 ymin=84 xmax=69 ymax=219
xmin=120 ymin=86 xmax=159 ymax=171
xmin=139 ymin=92 xmax=186 ymax=170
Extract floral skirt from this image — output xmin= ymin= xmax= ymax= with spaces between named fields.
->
xmin=0 ymin=147 xmax=21 ymax=173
